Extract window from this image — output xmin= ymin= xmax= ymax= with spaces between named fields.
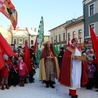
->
xmin=55 ymin=35 xmax=57 ymax=42
xmin=89 ymin=3 xmax=94 ymax=16
xmin=51 ymin=37 xmax=53 ymax=43
xmin=78 ymin=29 xmax=82 ymax=39
xmin=19 ymin=38 xmax=23 ymax=44
xmin=73 ymin=31 xmax=76 ymax=38
xmin=13 ymin=38 xmax=17 ymax=44
xmin=59 ymin=34 xmax=61 ymax=42
xmin=63 ymin=33 xmax=65 ymax=41
xmin=31 ymin=40 xmax=33 ymax=45
xmin=20 ymin=39 xmax=22 ymax=42
xmin=68 ymin=33 xmax=70 ymax=41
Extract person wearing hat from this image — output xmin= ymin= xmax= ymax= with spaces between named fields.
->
xmin=0 ymin=54 xmax=12 ymax=90
xmin=17 ymin=58 xmax=28 ymax=87
xmin=58 ymin=47 xmax=64 ymax=69
xmin=59 ymin=38 xmax=88 ymax=98
xmin=39 ymin=41 xmax=59 ymax=88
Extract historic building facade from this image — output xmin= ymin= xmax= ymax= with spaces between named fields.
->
xmin=9 ymin=26 xmax=50 ymax=49
xmin=49 ymin=22 xmax=67 ymax=47
xmin=65 ymin=16 xmax=84 ymax=45
xmin=49 ymin=16 xmax=84 ymax=48
xmin=83 ymin=0 xmax=98 ymax=46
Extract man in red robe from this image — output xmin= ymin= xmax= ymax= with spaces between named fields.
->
xmin=59 ymin=38 xmax=88 ymax=98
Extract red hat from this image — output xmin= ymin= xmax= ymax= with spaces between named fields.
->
xmin=71 ymin=38 xmax=77 ymax=43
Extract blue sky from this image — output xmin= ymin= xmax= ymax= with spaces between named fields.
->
xmin=0 ymin=0 xmax=83 ymax=35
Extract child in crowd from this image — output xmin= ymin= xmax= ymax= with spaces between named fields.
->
xmin=86 ymin=58 xmax=96 ymax=89
xmin=18 ymin=58 xmax=28 ymax=87
xmin=0 ymin=54 xmax=12 ymax=90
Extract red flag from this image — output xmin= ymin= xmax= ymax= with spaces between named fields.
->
xmin=33 ymin=37 xmax=37 ymax=54
xmin=0 ymin=0 xmax=18 ymax=29
xmin=0 ymin=33 xmax=17 ymax=57
xmin=0 ymin=47 xmax=4 ymax=70
xmin=81 ymin=60 xmax=88 ymax=87
xmin=90 ymin=26 xmax=98 ymax=71
xmin=24 ymin=41 xmax=32 ymax=72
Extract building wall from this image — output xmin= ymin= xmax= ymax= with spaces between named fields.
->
xmin=49 ymin=23 xmax=67 ymax=46
xmin=96 ymin=21 xmax=98 ymax=33
xmin=30 ymin=35 xmax=36 ymax=46
xmin=49 ymin=16 xmax=84 ymax=49
xmin=95 ymin=0 xmax=98 ymax=13
xmin=30 ymin=35 xmax=50 ymax=49
xmin=83 ymin=0 xmax=98 ymax=37
xmin=10 ymin=28 xmax=29 ymax=48
xmin=0 ymin=26 xmax=11 ymax=44
xmin=66 ymin=22 xmax=84 ymax=44
xmin=44 ymin=36 xmax=50 ymax=42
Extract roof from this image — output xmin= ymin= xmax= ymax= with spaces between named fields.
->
xmin=48 ymin=15 xmax=83 ymax=32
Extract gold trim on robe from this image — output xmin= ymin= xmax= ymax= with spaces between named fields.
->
xmin=39 ymin=58 xmax=46 ymax=81
xmin=39 ymin=57 xmax=59 ymax=81
xmin=75 ymin=56 xmax=86 ymax=60
xmin=67 ymin=46 xmax=75 ymax=54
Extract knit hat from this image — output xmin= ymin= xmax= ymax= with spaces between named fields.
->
xmin=3 ymin=54 xmax=8 ymax=60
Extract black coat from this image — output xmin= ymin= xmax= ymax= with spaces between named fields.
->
xmin=58 ymin=51 xmax=64 ymax=68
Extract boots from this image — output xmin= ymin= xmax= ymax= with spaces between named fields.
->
xmin=69 ymin=89 xmax=78 ymax=98
xmin=6 ymin=84 xmax=9 ymax=89
xmin=45 ymin=81 xmax=49 ymax=88
xmin=21 ymin=82 xmax=24 ymax=87
xmin=1 ymin=84 xmax=4 ymax=90
xmin=49 ymin=81 xmax=55 ymax=88
xmin=71 ymin=95 xmax=78 ymax=98
xmin=19 ymin=82 xmax=24 ymax=87
xmin=19 ymin=82 xmax=21 ymax=86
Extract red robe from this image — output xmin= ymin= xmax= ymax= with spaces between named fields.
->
xmin=59 ymin=45 xmax=75 ymax=87
xmin=59 ymin=45 xmax=88 ymax=87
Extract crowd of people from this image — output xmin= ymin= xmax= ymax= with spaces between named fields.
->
xmin=0 ymin=38 xmax=98 ymax=98
xmin=0 ymin=46 xmax=36 ymax=90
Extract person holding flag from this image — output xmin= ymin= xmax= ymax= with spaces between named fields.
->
xmin=0 ymin=54 xmax=12 ymax=90
xmin=89 ymin=26 xmax=98 ymax=91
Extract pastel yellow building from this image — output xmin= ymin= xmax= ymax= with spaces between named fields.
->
xmin=0 ymin=25 xmax=11 ymax=44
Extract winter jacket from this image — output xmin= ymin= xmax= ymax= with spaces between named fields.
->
xmin=18 ymin=62 xmax=28 ymax=77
